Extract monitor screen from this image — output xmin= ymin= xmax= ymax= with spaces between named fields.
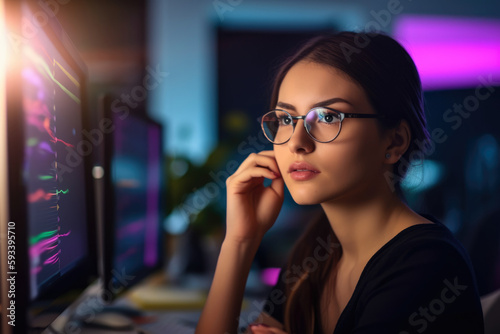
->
xmin=22 ymin=5 xmax=88 ymax=302
xmin=0 ymin=1 xmax=96 ymax=333
xmin=102 ymin=101 xmax=164 ymax=301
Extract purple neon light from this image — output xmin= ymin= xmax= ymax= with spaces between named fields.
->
xmin=261 ymin=267 xmax=281 ymax=286
xmin=394 ymin=15 xmax=500 ymax=90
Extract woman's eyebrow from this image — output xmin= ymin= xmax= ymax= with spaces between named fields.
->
xmin=276 ymin=97 xmax=353 ymax=111
xmin=312 ymin=97 xmax=353 ymax=108
xmin=276 ymin=101 xmax=296 ymax=111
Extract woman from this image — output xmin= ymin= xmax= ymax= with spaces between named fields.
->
xmin=195 ymin=32 xmax=484 ymax=334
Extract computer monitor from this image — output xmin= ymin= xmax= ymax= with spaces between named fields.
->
xmin=0 ymin=1 xmax=97 ymax=333
xmin=101 ymin=95 xmax=164 ymax=302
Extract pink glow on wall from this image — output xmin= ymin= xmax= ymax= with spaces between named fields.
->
xmin=394 ymin=16 xmax=500 ymax=90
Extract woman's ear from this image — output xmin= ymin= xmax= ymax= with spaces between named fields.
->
xmin=384 ymin=119 xmax=411 ymax=164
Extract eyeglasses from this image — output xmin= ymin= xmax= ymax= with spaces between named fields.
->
xmin=261 ymin=107 xmax=387 ymax=144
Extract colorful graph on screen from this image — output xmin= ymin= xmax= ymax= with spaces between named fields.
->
xmin=22 ymin=14 xmax=88 ymax=300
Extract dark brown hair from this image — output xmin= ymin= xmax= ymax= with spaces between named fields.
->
xmin=270 ymin=31 xmax=431 ymax=333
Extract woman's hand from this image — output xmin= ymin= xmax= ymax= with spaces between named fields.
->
xmin=249 ymin=324 xmax=288 ymax=334
xmin=196 ymin=151 xmax=284 ymax=334
xmin=225 ymin=150 xmax=284 ymax=244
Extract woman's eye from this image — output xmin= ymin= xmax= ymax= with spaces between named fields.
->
xmin=319 ymin=113 xmax=337 ymax=123
xmin=279 ymin=116 xmax=292 ymax=125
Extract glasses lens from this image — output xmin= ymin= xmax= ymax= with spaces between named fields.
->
xmin=305 ymin=108 xmax=342 ymax=142
xmin=262 ymin=110 xmax=293 ymax=144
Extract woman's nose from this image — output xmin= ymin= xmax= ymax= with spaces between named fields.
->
xmin=287 ymin=119 xmax=315 ymax=154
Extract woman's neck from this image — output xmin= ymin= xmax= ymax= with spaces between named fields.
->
xmin=321 ymin=187 xmax=416 ymax=264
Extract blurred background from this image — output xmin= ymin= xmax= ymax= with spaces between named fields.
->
xmin=56 ymin=0 xmax=500 ymax=296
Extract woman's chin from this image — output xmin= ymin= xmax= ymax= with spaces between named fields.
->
xmin=288 ymin=187 xmax=347 ymax=206
xmin=289 ymin=193 xmax=322 ymax=206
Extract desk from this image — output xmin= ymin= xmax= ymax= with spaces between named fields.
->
xmin=112 ymin=272 xmax=268 ymax=334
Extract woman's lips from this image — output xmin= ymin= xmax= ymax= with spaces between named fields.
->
xmin=288 ymin=162 xmax=320 ymax=181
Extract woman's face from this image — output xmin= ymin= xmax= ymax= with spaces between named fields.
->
xmin=273 ymin=61 xmax=390 ymax=205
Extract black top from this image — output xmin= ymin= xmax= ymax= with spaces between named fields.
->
xmin=265 ymin=215 xmax=485 ymax=333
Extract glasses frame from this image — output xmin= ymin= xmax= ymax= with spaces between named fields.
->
xmin=261 ymin=106 xmax=388 ymax=144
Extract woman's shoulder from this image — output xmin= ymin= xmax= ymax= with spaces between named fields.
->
xmin=382 ymin=213 xmax=467 ymax=257
xmin=350 ymin=214 xmax=484 ymax=334
xmin=365 ymin=212 xmax=476 ymax=281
